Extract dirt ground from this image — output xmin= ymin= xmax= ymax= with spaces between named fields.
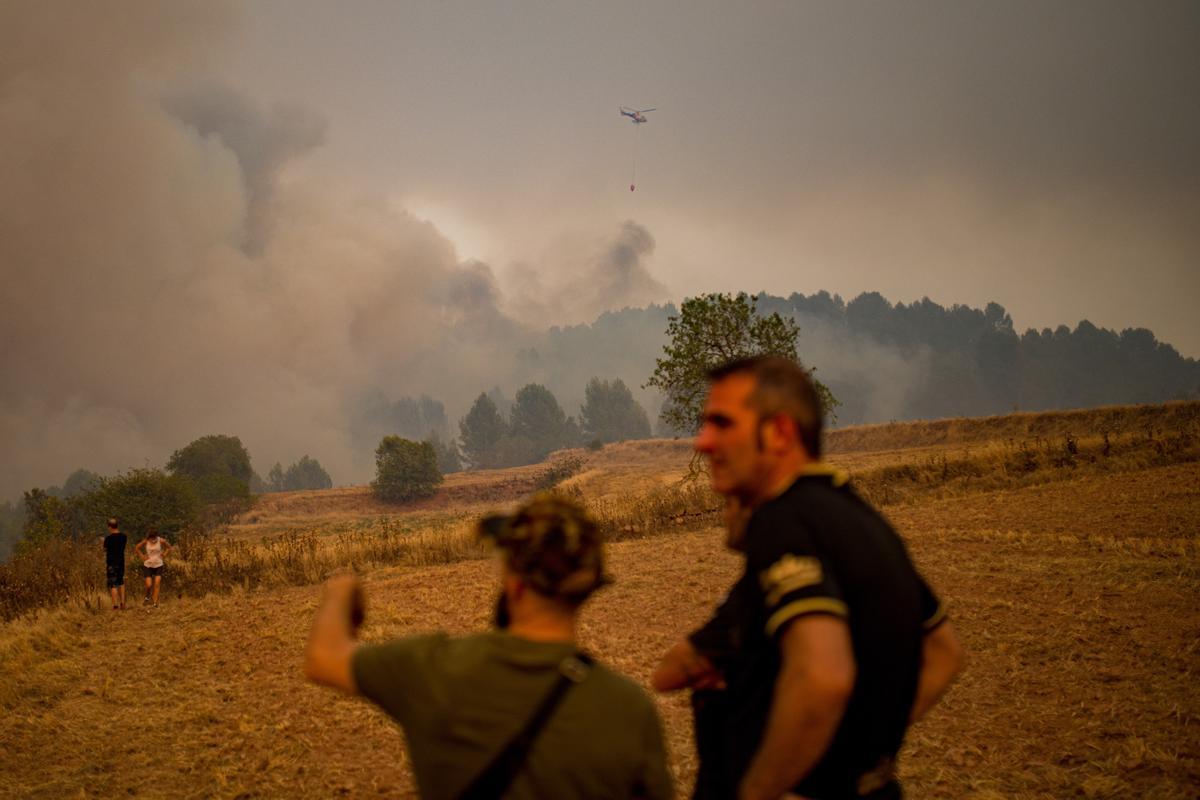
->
xmin=2 ymin=440 xmax=1197 ymax=798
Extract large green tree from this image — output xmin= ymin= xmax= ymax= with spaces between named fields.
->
xmin=510 ymin=384 xmax=573 ymax=462
xmin=580 ymin=378 xmax=652 ymax=443
xmin=167 ymin=435 xmax=253 ymax=483
xmin=372 ymin=436 xmax=442 ymax=503
xmin=646 ymin=292 xmax=837 ymax=433
xmin=459 ymin=393 xmax=507 ymax=469
xmin=167 ymin=434 xmax=254 ymax=504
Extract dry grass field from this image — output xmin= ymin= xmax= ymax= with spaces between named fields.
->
xmin=2 ymin=403 xmax=1198 ymax=798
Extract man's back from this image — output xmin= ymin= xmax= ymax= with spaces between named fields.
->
xmin=353 ymin=631 xmax=672 ymax=800
xmin=103 ymin=532 xmax=126 ymax=564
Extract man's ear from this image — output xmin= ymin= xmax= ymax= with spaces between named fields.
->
xmin=761 ymin=413 xmax=798 ymax=453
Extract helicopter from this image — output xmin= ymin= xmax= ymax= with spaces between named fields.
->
xmin=619 ymin=106 xmax=656 ymax=124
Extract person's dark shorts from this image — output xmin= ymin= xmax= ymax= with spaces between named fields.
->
xmin=106 ymin=564 xmax=125 ymax=588
xmin=142 ymin=565 xmax=164 ymax=579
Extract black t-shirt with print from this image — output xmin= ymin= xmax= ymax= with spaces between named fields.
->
xmin=689 ymin=470 xmax=945 ymax=798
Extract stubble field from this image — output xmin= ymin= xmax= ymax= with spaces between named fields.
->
xmin=2 ymin=404 xmax=1198 ymax=798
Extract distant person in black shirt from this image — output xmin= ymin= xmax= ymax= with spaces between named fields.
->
xmin=101 ymin=518 xmax=127 ymax=611
xmin=653 ymin=357 xmax=964 ymax=800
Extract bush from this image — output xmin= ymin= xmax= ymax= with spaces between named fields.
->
xmin=82 ymin=469 xmax=201 ymax=538
xmin=534 ymin=455 xmax=586 ymax=491
xmin=372 ymin=436 xmax=443 ymax=503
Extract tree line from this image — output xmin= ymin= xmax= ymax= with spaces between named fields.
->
xmin=457 ymin=378 xmax=651 ymax=469
xmin=370 ymin=377 xmax=654 ymax=503
xmin=524 ymin=291 xmax=1196 ymax=428
xmin=364 ymin=376 xmax=654 ymax=476
xmin=757 ymin=291 xmax=1200 ymax=423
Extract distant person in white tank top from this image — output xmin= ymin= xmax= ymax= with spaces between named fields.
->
xmin=134 ymin=529 xmax=173 ymax=608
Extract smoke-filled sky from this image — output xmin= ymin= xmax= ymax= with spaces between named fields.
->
xmin=2 ymin=1 xmax=1198 ymax=499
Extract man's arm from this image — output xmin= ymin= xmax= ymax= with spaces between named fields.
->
xmin=910 ymin=620 xmax=964 ymax=724
xmin=738 ymin=615 xmax=855 ymax=800
xmin=303 ymin=574 xmax=364 ymax=694
xmin=651 ymin=639 xmax=725 ymax=692
xmin=654 ymin=573 xmax=744 ymax=693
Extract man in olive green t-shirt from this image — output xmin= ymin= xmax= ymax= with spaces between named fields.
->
xmin=304 ymin=495 xmax=673 ymax=800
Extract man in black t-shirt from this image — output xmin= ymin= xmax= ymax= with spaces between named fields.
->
xmin=101 ymin=518 xmax=127 ymax=610
xmin=653 ymin=357 xmax=964 ymax=799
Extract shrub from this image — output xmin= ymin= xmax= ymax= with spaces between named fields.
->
xmin=372 ymin=436 xmax=443 ymax=503
xmin=534 ymin=455 xmax=586 ymax=491
xmin=82 ymin=469 xmax=201 ymax=538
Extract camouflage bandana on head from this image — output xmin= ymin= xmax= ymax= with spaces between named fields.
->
xmin=479 ymin=493 xmax=610 ymax=604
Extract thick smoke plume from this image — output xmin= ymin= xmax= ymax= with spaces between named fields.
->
xmin=0 ymin=2 xmax=967 ymax=502
xmin=163 ymin=84 xmax=328 ymax=256
xmin=501 ymin=221 xmax=666 ymax=327
xmin=0 ymin=2 xmax=671 ymax=499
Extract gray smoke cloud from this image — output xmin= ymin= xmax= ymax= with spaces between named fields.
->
xmin=788 ymin=315 xmax=931 ymax=425
xmin=0 ymin=2 xmax=672 ymax=499
xmin=11 ymin=2 xmax=1121 ymax=502
xmin=501 ymin=220 xmax=667 ymax=327
xmin=163 ymin=84 xmax=328 ymax=256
